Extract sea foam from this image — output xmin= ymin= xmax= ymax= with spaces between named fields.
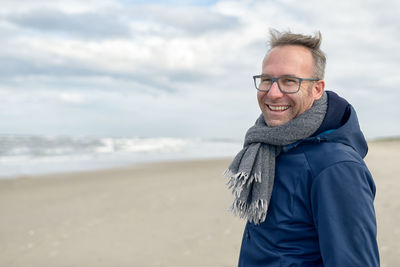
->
xmin=0 ymin=135 xmax=241 ymax=178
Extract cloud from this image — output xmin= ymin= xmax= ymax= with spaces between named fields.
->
xmin=0 ymin=0 xmax=119 ymax=14
xmin=2 ymin=2 xmax=241 ymax=39
xmin=0 ymin=0 xmax=399 ymax=139
xmin=124 ymin=0 xmax=219 ymax=6
xmin=59 ymin=92 xmax=85 ymax=104
xmin=5 ymin=8 xmax=131 ymax=39
xmin=127 ymin=5 xmax=241 ymax=36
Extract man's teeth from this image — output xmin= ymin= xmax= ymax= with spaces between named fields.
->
xmin=268 ymin=105 xmax=289 ymax=111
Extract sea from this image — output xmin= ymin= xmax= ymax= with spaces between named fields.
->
xmin=0 ymin=135 xmax=242 ymax=178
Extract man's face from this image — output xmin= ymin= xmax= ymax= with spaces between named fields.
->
xmin=257 ymin=45 xmax=324 ymax=127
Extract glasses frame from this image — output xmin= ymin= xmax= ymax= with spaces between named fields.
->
xmin=253 ymin=74 xmax=320 ymax=94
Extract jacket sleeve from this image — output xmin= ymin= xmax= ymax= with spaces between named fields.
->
xmin=310 ymin=161 xmax=379 ymax=266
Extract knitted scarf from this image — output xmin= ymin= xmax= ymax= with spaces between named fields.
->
xmin=224 ymin=92 xmax=328 ymax=224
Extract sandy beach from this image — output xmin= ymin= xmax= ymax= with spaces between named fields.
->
xmin=0 ymin=139 xmax=399 ymax=266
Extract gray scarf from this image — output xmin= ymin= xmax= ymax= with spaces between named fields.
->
xmin=224 ymin=92 xmax=328 ymax=224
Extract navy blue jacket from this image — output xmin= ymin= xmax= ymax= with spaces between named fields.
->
xmin=238 ymin=91 xmax=379 ymax=266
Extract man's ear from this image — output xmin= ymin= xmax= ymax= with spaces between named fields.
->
xmin=313 ymin=80 xmax=325 ymax=100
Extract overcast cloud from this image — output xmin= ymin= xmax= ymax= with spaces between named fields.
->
xmin=0 ymin=0 xmax=399 ymax=139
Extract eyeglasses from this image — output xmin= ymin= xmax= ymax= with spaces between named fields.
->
xmin=253 ymin=75 xmax=320 ymax=94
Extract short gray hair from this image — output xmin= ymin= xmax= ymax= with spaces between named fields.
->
xmin=268 ymin=29 xmax=326 ymax=79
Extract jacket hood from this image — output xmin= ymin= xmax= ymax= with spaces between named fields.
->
xmin=321 ymin=104 xmax=368 ymax=158
xmin=315 ymin=91 xmax=368 ymax=158
xmin=287 ymin=91 xmax=368 ymax=158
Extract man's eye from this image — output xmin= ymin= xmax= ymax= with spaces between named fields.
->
xmin=261 ymin=78 xmax=272 ymax=83
xmin=281 ymin=78 xmax=297 ymax=84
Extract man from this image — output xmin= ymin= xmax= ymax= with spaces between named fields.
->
xmin=225 ymin=30 xmax=379 ymax=266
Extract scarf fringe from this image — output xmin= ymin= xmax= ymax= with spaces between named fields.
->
xmin=224 ymin=168 xmax=261 ymax=197
xmin=230 ymin=199 xmax=268 ymax=225
xmin=224 ymin=168 xmax=267 ymax=224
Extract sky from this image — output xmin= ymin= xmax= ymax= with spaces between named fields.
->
xmin=0 ymin=0 xmax=399 ymax=140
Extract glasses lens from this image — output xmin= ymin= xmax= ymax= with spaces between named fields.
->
xmin=255 ymin=76 xmax=272 ymax=91
xmin=255 ymin=76 xmax=300 ymax=93
xmin=278 ymin=77 xmax=300 ymax=93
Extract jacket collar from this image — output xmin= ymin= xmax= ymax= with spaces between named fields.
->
xmin=283 ymin=91 xmax=368 ymax=158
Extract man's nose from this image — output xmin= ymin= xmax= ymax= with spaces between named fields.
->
xmin=268 ymin=81 xmax=284 ymax=98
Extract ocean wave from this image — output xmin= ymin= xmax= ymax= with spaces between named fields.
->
xmin=0 ymin=135 xmax=241 ymax=178
xmin=0 ymin=135 xmax=187 ymax=157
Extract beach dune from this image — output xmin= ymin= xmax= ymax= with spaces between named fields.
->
xmin=0 ymin=140 xmax=399 ymax=266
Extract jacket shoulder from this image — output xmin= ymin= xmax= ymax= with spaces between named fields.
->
xmin=300 ymin=141 xmax=366 ymax=178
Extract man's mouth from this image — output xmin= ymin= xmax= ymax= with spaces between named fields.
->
xmin=267 ymin=105 xmax=290 ymax=111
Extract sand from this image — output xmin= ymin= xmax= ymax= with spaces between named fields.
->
xmin=365 ymin=139 xmax=400 ymax=266
xmin=0 ymin=140 xmax=399 ymax=267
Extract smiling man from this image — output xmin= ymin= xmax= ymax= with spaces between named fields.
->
xmin=225 ymin=30 xmax=379 ymax=266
